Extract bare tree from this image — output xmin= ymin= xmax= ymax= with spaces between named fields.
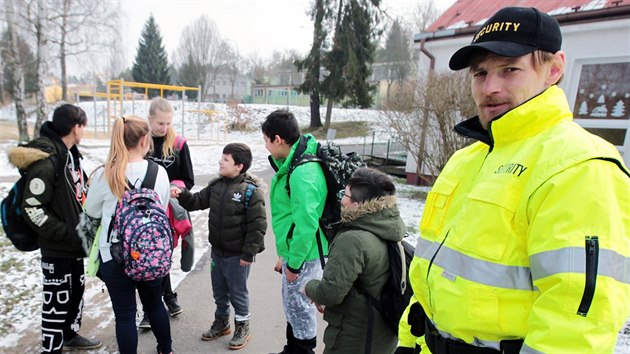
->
xmin=381 ymin=71 xmax=476 ymax=183
xmin=174 ymin=15 xmax=223 ymax=99
xmin=5 ymin=0 xmax=29 ymax=141
xmin=207 ymin=40 xmax=230 ymax=98
xmin=245 ymin=51 xmax=268 ymax=85
xmin=47 ymin=0 xmax=120 ymax=100
xmin=0 ymin=53 xmax=5 ymax=105
xmin=409 ymin=0 xmax=438 ymax=33
xmin=223 ymin=44 xmax=246 ymax=99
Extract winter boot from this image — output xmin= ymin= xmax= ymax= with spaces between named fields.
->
xmin=201 ymin=315 xmax=231 ymax=341
xmin=138 ymin=313 xmax=151 ymax=329
xmin=229 ymin=320 xmax=251 ymax=350
xmin=164 ymin=292 xmax=183 ymax=317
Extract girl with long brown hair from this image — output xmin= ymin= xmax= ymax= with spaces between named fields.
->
xmin=83 ymin=116 xmax=173 ymax=354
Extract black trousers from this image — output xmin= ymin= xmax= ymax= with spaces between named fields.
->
xmin=162 ymin=273 xmax=174 ymax=299
xmin=41 ymin=257 xmax=85 ymax=354
xmin=282 ymin=322 xmax=317 ymax=354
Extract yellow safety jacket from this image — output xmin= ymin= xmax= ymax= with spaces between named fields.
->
xmin=400 ymin=86 xmax=630 ymax=353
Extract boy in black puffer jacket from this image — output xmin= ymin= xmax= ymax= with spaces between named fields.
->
xmin=171 ymin=142 xmax=266 ymax=351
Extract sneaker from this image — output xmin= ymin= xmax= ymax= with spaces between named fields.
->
xmin=138 ymin=313 xmax=151 ymax=329
xmin=201 ymin=315 xmax=231 ymax=341
xmin=63 ymin=334 xmax=102 ymax=351
xmin=229 ymin=320 xmax=251 ymax=350
xmin=165 ymin=293 xmax=183 ymax=317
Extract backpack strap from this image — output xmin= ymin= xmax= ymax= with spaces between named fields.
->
xmin=244 ymin=182 xmax=256 ymax=209
xmin=174 ymin=134 xmax=186 ymax=154
xmin=141 ymin=160 xmax=159 ymax=190
xmin=286 ymin=136 xmax=322 ymax=198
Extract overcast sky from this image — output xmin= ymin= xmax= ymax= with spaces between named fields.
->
xmin=120 ymin=0 xmax=456 ymax=64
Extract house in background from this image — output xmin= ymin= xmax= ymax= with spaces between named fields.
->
xmin=406 ymin=0 xmax=630 ymax=183
xmin=205 ymin=72 xmax=250 ymax=103
xmin=251 ymin=69 xmax=310 ymax=106
xmin=252 ymin=61 xmax=414 ymax=108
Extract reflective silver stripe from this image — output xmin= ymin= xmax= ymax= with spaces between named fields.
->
xmin=415 ymin=238 xmax=533 ymax=290
xmin=520 ymin=343 xmax=544 ymax=354
xmin=415 ymin=237 xmax=436 ymax=257
xmin=429 ymin=318 xmax=502 ymax=351
xmin=530 ymin=247 xmax=630 ymax=284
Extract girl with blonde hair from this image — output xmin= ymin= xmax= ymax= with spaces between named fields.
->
xmin=143 ymin=97 xmax=195 ymax=325
xmin=83 ymin=116 xmax=173 ymax=354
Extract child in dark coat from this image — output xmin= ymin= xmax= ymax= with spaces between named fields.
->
xmin=171 ymin=142 xmax=266 ymax=351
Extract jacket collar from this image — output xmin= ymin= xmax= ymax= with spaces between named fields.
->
xmin=268 ymin=134 xmax=317 ymax=174
xmin=341 ymin=195 xmax=398 ymax=223
xmin=454 ymin=85 xmax=572 ymax=148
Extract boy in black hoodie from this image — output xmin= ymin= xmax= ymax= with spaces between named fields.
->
xmin=8 ymin=104 xmax=101 ymax=353
xmin=172 ymin=142 xmax=266 ymax=350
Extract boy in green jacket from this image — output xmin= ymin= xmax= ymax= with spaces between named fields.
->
xmin=262 ymin=110 xmax=328 ymax=354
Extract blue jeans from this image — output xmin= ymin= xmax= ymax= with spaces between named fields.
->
xmin=211 ymin=250 xmax=251 ymax=320
xmin=99 ymin=260 xmax=172 ymax=354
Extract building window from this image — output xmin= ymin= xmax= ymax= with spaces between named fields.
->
xmin=573 ymin=61 xmax=630 ymax=120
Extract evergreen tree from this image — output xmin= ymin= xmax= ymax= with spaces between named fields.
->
xmin=295 ymin=0 xmax=329 ymax=128
xmin=297 ymin=0 xmax=381 ymax=128
xmin=320 ymin=0 xmax=380 ymax=125
xmin=379 ymin=20 xmax=411 ymax=102
xmin=177 ymin=55 xmax=203 ymax=99
xmin=132 ymin=15 xmax=170 ymax=96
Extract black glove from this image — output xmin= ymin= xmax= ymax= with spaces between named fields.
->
xmin=409 ymin=302 xmax=426 ymax=337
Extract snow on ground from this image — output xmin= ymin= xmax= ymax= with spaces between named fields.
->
xmin=0 ymin=102 xmax=628 ymax=352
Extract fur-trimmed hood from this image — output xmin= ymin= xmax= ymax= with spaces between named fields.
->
xmin=339 ymin=195 xmax=405 ymax=243
xmin=8 ymin=145 xmax=52 ymax=171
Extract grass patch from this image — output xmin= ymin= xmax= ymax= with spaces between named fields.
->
xmin=302 ymin=121 xmax=370 ymax=140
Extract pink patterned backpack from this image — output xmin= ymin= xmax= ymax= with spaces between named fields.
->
xmin=109 ymin=160 xmax=174 ymax=281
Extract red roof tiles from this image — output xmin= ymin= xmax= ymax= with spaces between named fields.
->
xmin=428 ymin=0 xmax=625 ymax=32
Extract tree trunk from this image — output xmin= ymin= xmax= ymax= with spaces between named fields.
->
xmin=60 ymin=0 xmax=69 ymax=101
xmin=324 ymin=98 xmax=333 ymax=129
xmin=306 ymin=0 xmax=325 ymax=128
xmin=0 ymin=61 xmax=5 ymax=105
xmin=309 ymin=91 xmax=322 ymax=128
xmin=59 ymin=0 xmax=70 ymax=102
xmin=6 ymin=0 xmax=29 ymax=142
xmin=33 ymin=0 xmax=48 ymax=138
xmin=61 ymin=43 xmax=67 ymax=101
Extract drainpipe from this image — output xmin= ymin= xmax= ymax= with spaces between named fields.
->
xmin=419 ymin=37 xmax=435 ymax=72
xmin=415 ymin=37 xmax=435 ymax=185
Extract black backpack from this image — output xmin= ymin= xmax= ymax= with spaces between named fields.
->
xmin=283 ymin=136 xmax=366 ymax=267
xmin=1 ymin=155 xmax=59 ymax=252
xmin=359 ymin=239 xmax=415 ymax=353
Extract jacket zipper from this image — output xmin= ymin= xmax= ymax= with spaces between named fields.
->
xmin=426 ymin=230 xmax=449 ymax=311
xmin=217 ymin=182 xmax=229 ymax=255
xmin=577 ymin=236 xmax=599 ymax=317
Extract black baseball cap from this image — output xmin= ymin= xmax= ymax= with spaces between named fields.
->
xmin=449 ymin=7 xmax=562 ymax=70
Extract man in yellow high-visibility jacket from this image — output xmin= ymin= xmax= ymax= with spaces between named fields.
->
xmin=397 ymin=6 xmax=630 ymax=354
